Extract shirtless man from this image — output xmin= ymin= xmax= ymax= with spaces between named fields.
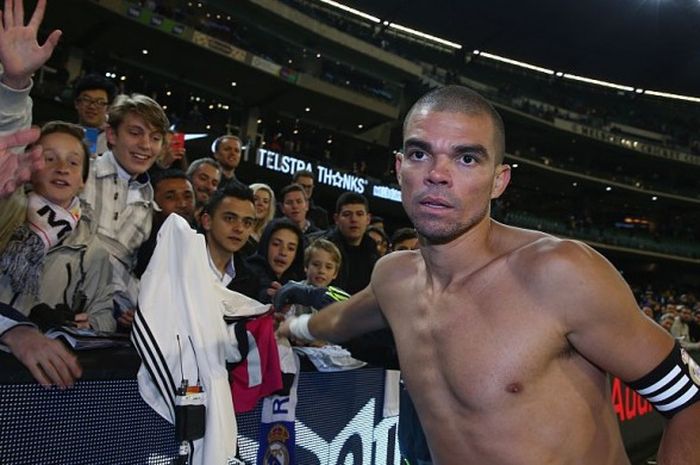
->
xmin=279 ymin=86 xmax=700 ymax=464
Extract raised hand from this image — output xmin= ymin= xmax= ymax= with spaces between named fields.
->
xmin=0 ymin=126 xmax=44 ymax=198
xmin=0 ymin=0 xmax=62 ymax=89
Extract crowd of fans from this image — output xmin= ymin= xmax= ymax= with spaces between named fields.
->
xmin=635 ymin=286 xmax=700 ymax=357
xmin=0 ymin=1 xmax=425 ymax=392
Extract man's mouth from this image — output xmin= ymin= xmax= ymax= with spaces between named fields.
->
xmin=131 ymin=152 xmax=151 ymax=162
xmin=419 ymin=196 xmax=452 ymax=209
xmin=50 ymin=179 xmax=71 ymax=188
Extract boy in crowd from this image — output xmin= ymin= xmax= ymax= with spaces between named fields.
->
xmin=0 ymin=122 xmax=115 ymax=332
xmin=73 ymin=74 xmax=117 ymax=156
xmin=200 ymin=182 xmax=258 ymax=298
xmin=321 ymin=192 xmax=378 ymax=294
xmin=292 ymin=169 xmax=328 ymax=230
xmin=287 ymin=239 xmax=342 ymax=318
xmin=81 ymin=93 xmax=168 ymax=265
xmin=81 ymin=93 xmax=168 ymax=323
xmin=280 ymin=183 xmax=321 ymax=241
xmin=304 ymin=239 xmax=341 ymax=290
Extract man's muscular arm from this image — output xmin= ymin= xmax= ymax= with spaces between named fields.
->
xmin=537 ymin=239 xmax=698 ymax=464
xmin=279 ymin=285 xmax=387 ymax=343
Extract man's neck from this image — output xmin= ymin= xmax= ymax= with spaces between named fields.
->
xmin=222 ymin=168 xmax=235 ymax=179
xmin=421 ymin=217 xmax=499 ymax=290
xmin=207 ymin=242 xmax=233 ymax=274
xmin=110 ymin=151 xmax=138 ymax=181
xmin=344 ymin=235 xmax=363 ymax=247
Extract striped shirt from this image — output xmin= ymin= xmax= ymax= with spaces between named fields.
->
xmin=81 ymin=151 xmax=154 ymax=270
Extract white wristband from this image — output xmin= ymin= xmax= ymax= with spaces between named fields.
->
xmin=289 ymin=314 xmax=314 ymax=341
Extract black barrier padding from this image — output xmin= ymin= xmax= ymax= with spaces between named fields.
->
xmin=0 ymin=380 xmax=178 ymax=464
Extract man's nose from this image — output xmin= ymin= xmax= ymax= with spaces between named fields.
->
xmin=426 ymin=156 xmax=452 ymax=185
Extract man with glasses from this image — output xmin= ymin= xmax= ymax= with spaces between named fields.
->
xmin=73 ymin=74 xmax=116 ymax=156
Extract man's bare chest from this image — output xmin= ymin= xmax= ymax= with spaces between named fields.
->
xmin=380 ymin=281 xmax=570 ymax=409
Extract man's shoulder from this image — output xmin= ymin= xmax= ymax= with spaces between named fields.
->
xmin=506 ymin=233 xmax=628 ymax=315
xmin=509 ymin=235 xmax=604 ymax=284
xmin=372 ymin=249 xmax=422 ymax=283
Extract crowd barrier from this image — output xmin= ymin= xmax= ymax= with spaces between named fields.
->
xmin=0 ymin=347 xmax=661 ymax=464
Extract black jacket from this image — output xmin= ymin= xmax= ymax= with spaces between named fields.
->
xmin=321 ymin=227 xmax=379 ymax=295
xmin=245 ymin=219 xmax=305 ymax=303
xmin=226 ymin=252 xmax=259 ymax=300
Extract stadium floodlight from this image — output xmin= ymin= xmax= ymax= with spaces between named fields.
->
xmin=387 ymin=23 xmax=462 ymax=49
xmin=317 ymin=0 xmax=381 ymax=23
xmin=478 ymin=52 xmax=554 ymax=75
xmin=643 ymin=90 xmax=700 ymax=103
xmin=561 ymin=73 xmax=634 ymax=92
xmin=315 ymin=0 xmax=460 ymax=49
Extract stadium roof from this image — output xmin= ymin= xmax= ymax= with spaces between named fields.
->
xmin=343 ymin=0 xmax=700 ymax=96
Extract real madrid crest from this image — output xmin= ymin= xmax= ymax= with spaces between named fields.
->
xmin=263 ymin=423 xmax=291 ymax=465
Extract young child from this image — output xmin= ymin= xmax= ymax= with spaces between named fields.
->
xmin=293 ymin=238 xmax=342 ymax=316
xmin=0 ymin=121 xmax=115 ymax=331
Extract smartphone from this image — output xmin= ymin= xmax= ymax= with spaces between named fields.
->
xmin=84 ymin=127 xmax=99 ymax=155
xmin=170 ymin=132 xmax=185 ymax=152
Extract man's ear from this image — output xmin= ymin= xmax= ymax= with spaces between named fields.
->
xmin=201 ymin=212 xmax=212 ymax=232
xmin=106 ymin=125 xmax=117 ymax=146
xmin=491 ymin=164 xmax=511 ymax=199
xmin=395 ymin=152 xmax=404 ymax=185
xmin=333 ymin=213 xmax=339 ymax=225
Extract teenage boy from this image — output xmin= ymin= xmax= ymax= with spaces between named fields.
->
xmin=200 ymin=182 xmax=258 ymax=298
xmin=81 ymin=93 xmax=168 ymax=265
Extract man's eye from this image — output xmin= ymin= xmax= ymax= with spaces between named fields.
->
xmin=461 ymin=155 xmax=475 ymax=165
xmin=409 ymin=150 xmax=427 ymax=160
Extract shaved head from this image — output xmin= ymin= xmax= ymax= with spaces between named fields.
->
xmin=404 ymin=85 xmax=506 ymax=163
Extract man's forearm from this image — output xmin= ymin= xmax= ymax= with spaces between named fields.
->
xmin=307 ymin=286 xmax=386 ymax=343
xmin=657 ymin=402 xmax=700 ymax=464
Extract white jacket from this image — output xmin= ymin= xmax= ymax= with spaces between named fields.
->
xmin=132 ymin=215 xmax=268 ymax=464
